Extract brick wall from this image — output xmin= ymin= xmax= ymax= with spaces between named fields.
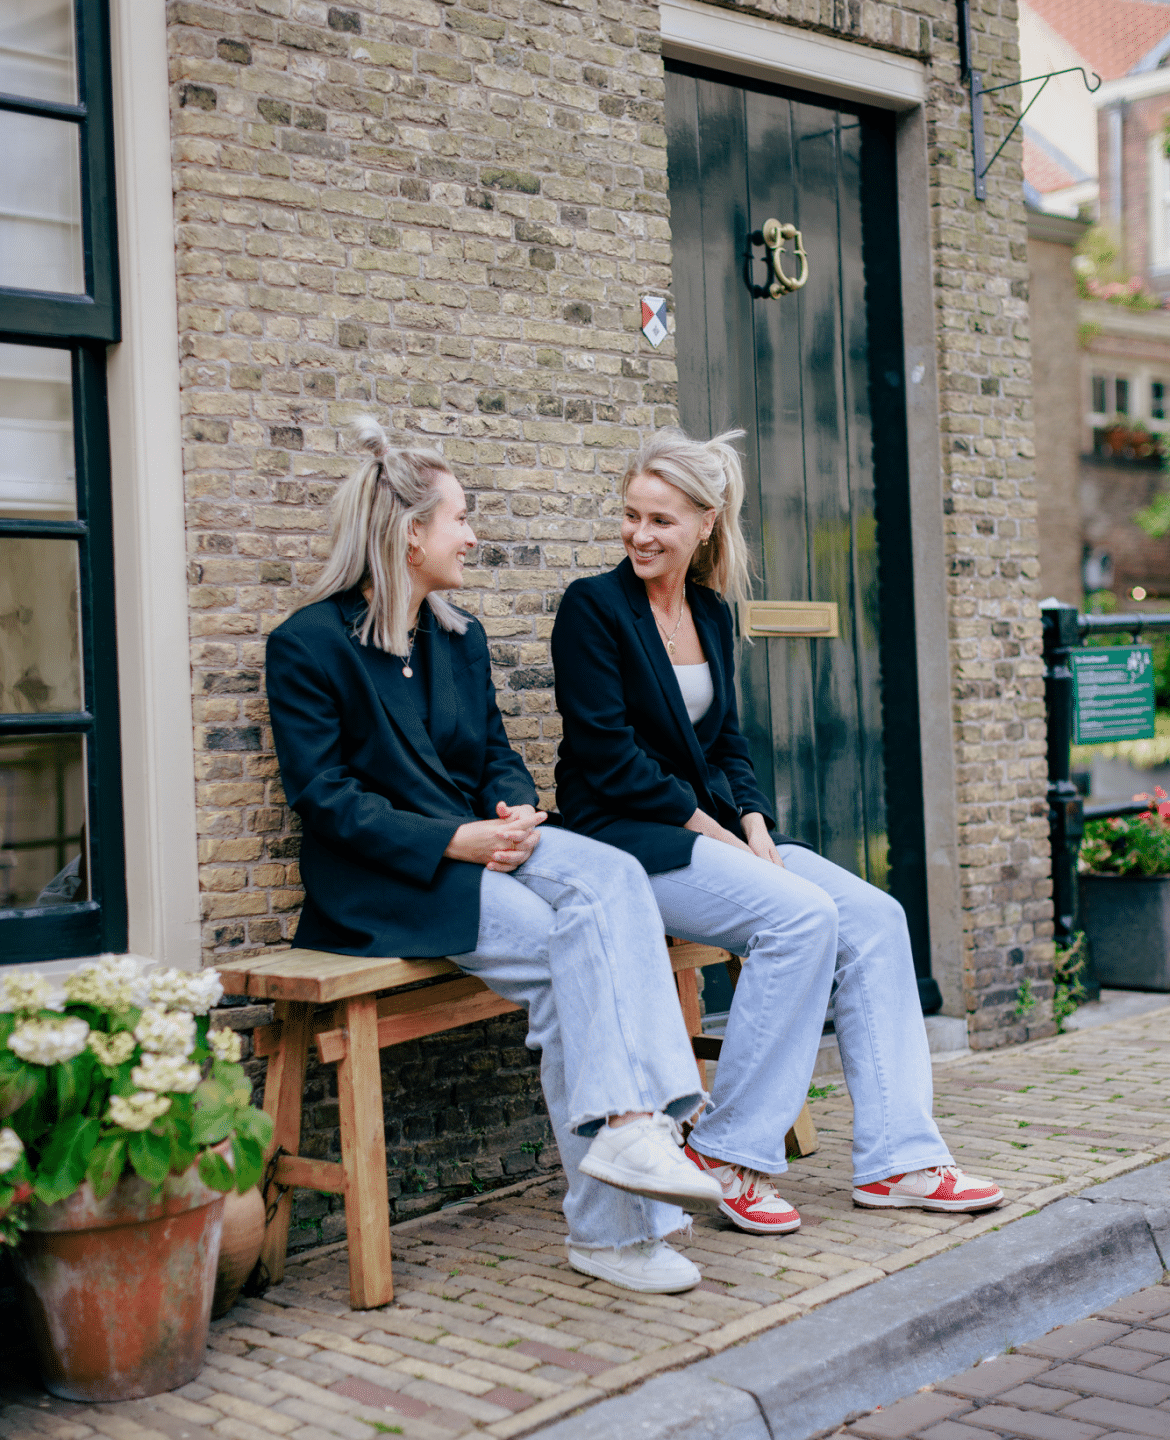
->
xmin=167 ymin=0 xmax=1048 ymax=1221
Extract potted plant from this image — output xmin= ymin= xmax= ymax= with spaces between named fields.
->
xmin=1079 ymin=789 xmax=1170 ymax=990
xmin=0 ymin=956 xmax=273 ymax=1401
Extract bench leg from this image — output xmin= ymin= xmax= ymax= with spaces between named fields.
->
xmin=674 ymin=968 xmax=706 ymax=1090
xmin=260 ymin=999 xmax=312 ymax=1289
xmin=336 ymin=993 xmax=393 ymax=1309
xmin=786 ymin=1101 xmax=819 ymax=1158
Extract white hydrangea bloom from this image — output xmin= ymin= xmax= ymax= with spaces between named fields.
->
xmin=0 ymin=1128 xmax=24 ymax=1174
xmin=107 ymin=1092 xmax=171 ymax=1131
xmin=8 ymin=1016 xmax=90 ymax=1066
xmin=133 ymin=1008 xmax=196 ymax=1058
xmin=0 ymin=972 xmax=65 ymax=1016
xmin=65 ymin=956 xmax=149 ymax=1013
xmin=146 ymin=968 xmax=224 ymax=1015
xmin=87 ymin=1031 xmax=137 ymax=1067
xmin=208 ymin=1028 xmax=242 ymax=1064
xmin=131 ymin=1053 xmax=202 ymax=1095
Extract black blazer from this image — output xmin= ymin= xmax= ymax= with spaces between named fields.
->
xmin=266 ymin=588 xmax=538 ymax=957
xmin=552 ymin=559 xmax=792 ymax=875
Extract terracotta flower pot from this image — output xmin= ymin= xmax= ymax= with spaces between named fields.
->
xmin=212 ymin=1183 xmax=265 ymax=1319
xmin=11 ymin=1159 xmax=226 ymax=1401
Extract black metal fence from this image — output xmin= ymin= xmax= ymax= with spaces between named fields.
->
xmin=1040 ymin=602 xmax=1170 ymax=951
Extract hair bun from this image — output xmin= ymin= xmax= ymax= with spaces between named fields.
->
xmin=350 ymin=414 xmax=390 ymax=460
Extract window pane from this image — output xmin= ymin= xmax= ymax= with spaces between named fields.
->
xmin=0 ymin=110 xmax=83 ymax=294
xmin=1092 ymin=376 xmax=1107 ymax=413
xmin=0 ymin=537 xmax=81 ymax=714
xmin=1116 ymin=378 xmax=1130 ymax=415
xmin=0 ymin=343 xmax=74 ymax=519
xmin=1154 ymin=382 xmax=1166 ymax=421
xmin=0 ymin=1 xmax=76 ymax=105
xmin=0 ymin=734 xmax=87 ymax=910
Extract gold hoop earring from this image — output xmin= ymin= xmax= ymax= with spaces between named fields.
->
xmin=407 ymin=544 xmax=427 ymax=568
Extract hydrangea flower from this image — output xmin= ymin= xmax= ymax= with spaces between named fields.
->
xmin=208 ymin=1028 xmax=242 ymax=1064
xmin=133 ymin=1008 xmax=196 ymax=1058
xmin=65 ymin=956 xmax=149 ymax=1013
xmin=146 ymin=968 xmax=224 ymax=1015
xmin=8 ymin=1017 xmax=90 ymax=1066
xmin=0 ymin=972 xmax=65 ymax=1016
xmin=107 ymin=1092 xmax=171 ymax=1132
xmin=131 ymin=1054 xmax=201 ymax=1095
xmin=0 ymin=1129 xmax=24 ymax=1174
xmin=87 ymin=1031 xmax=137 ymax=1067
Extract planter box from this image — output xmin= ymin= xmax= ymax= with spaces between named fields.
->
xmin=1081 ymin=873 xmax=1170 ymax=991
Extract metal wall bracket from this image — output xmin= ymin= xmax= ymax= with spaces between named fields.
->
xmin=957 ymin=0 xmax=1100 ymax=201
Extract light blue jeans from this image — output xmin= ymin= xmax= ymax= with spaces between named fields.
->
xmin=652 ymin=837 xmax=954 ymax=1186
xmin=451 ymin=827 xmax=704 ymax=1249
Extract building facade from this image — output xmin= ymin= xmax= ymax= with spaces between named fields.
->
xmin=1 ymin=0 xmax=1053 ymax=1226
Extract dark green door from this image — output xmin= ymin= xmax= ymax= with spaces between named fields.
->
xmin=665 ymin=61 xmax=932 ymax=988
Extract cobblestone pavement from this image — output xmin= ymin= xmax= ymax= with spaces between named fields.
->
xmin=1 ymin=1008 xmax=1168 ymax=1440
xmin=840 ymin=1281 xmax=1170 ymax=1439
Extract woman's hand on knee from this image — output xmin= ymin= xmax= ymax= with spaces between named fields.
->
xmin=684 ymin=808 xmax=752 ymax=853
xmin=445 ymin=804 xmax=546 ymax=872
xmin=741 ymin=812 xmax=785 ymax=867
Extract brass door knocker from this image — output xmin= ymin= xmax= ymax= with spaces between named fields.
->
xmin=761 ymin=219 xmax=808 ymax=297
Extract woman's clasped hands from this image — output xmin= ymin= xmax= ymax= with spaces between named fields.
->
xmin=444 ymin=801 xmax=548 ymax=872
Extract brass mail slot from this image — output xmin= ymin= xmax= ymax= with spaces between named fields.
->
xmin=739 ymin=601 xmax=839 ymax=638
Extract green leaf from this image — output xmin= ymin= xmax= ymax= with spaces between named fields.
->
xmin=198 ymin=1148 xmax=234 ymax=1192
xmin=0 ymin=1063 xmax=40 ymax=1122
xmin=127 ymin=1128 xmax=171 ymax=1186
xmin=230 ymin=1133 xmax=264 ymax=1193
xmin=34 ymin=1114 xmax=101 ymax=1206
xmin=86 ymin=1134 xmax=127 ymax=1200
xmin=55 ymin=1050 xmax=96 ymax=1120
xmin=236 ymin=1106 xmax=274 ymax=1151
xmin=191 ymin=1100 xmax=233 ymax=1147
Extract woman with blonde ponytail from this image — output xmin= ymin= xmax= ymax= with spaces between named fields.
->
xmin=264 ymin=417 xmax=735 ymax=1297
xmin=552 ymin=427 xmax=1003 ymax=1235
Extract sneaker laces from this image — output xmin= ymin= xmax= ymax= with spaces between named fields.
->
xmin=738 ymin=1167 xmax=784 ymax=1204
xmin=647 ymin=1111 xmax=686 ymax=1148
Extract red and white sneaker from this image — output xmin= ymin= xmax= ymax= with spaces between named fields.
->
xmin=853 ymin=1166 xmax=1004 ymax=1213
xmin=683 ymin=1144 xmax=801 ymax=1234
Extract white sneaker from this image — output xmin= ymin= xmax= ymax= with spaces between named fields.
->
xmin=579 ymin=1112 xmax=723 ymax=1210
xmin=568 ymin=1239 xmax=701 ymax=1294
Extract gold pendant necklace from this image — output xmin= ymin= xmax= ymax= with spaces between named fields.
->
xmin=652 ymin=600 xmax=685 ymax=655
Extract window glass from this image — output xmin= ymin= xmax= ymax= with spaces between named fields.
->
xmin=0 ymin=537 xmax=82 ymax=714
xmin=0 ymin=734 xmax=87 ymax=910
xmin=1154 ymin=381 xmax=1166 ymax=421
xmin=0 ymin=343 xmax=74 ymax=519
xmin=1091 ymin=375 xmax=1107 ymax=413
xmin=1116 ymin=377 xmax=1130 ymax=415
xmin=0 ymin=111 xmax=83 ymax=294
xmin=0 ymin=1 xmax=77 ymax=105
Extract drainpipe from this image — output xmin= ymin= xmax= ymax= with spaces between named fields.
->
xmin=1108 ymin=105 xmax=1123 ymax=223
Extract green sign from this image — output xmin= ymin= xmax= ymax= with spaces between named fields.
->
xmin=1071 ymin=645 xmax=1156 ymax=744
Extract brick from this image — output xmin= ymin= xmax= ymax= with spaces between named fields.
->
xmin=847 ymin=1393 xmax=968 ymax=1438
xmin=1062 ymin=1396 xmax=1170 ymax=1436
xmin=954 ymin=1404 xmax=1103 ymax=1439
xmin=1019 ymin=1320 xmax=1132 ymax=1359
xmin=1043 ymin=1362 xmax=1170 ymax=1406
xmin=938 ymin=1356 xmax=1055 ymax=1397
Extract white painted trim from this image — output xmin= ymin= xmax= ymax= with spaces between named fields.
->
xmin=659 ymin=0 xmax=926 ymax=111
xmin=1094 ymin=70 xmax=1170 ymax=108
xmin=104 ymin=0 xmax=201 ymax=969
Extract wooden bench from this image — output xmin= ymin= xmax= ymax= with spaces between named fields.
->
xmin=220 ymin=943 xmax=818 ymax=1310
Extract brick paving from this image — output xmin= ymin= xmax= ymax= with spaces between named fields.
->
xmin=840 ymin=1284 xmax=1170 ymax=1438
xmin=0 ymin=1007 xmax=1167 ymax=1440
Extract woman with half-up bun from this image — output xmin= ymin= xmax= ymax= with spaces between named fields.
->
xmin=552 ymin=426 xmax=1003 ymax=1235
xmin=264 ymin=417 xmax=732 ymax=1298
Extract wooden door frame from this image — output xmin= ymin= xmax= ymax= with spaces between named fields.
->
xmin=660 ymin=6 xmax=966 ymax=1019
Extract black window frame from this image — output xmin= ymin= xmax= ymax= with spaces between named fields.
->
xmin=0 ymin=0 xmax=125 ymax=964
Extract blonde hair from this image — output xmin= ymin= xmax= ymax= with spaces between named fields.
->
xmin=622 ymin=427 xmax=754 ymax=607
xmin=299 ymin=416 xmax=470 ymax=656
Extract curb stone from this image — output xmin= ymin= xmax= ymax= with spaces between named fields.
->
xmin=531 ymin=1159 xmax=1170 ymax=1440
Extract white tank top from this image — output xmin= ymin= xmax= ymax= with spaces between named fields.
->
xmin=674 ymin=662 xmax=714 ymax=724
